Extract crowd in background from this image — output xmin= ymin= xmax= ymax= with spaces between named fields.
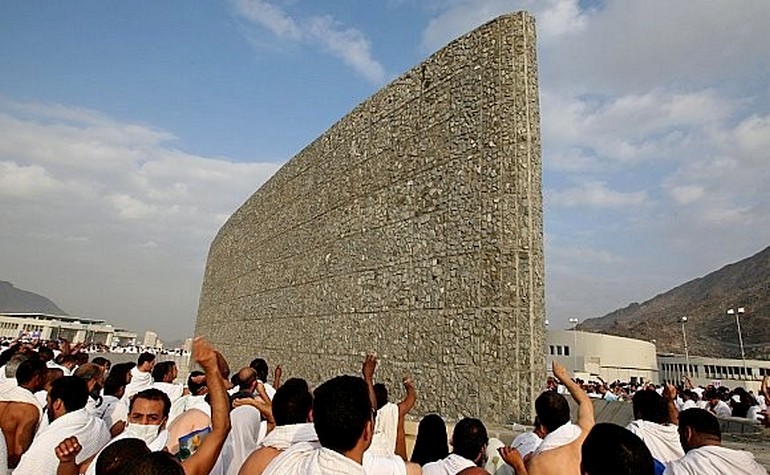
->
xmin=1 ymin=334 xmax=769 ymax=475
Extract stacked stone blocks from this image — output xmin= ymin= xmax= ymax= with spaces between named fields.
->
xmin=196 ymin=12 xmax=544 ymax=423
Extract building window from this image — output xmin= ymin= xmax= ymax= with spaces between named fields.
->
xmin=564 ymin=346 xmax=570 ymax=356
xmin=557 ymin=346 xmax=563 ymax=356
xmin=549 ymin=345 xmax=555 ymax=355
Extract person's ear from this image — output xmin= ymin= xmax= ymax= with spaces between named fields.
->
xmin=308 ymin=408 xmax=313 ymax=423
xmin=363 ymin=418 xmax=374 ymax=443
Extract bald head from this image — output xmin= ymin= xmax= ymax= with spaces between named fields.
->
xmin=237 ymin=367 xmax=257 ymax=392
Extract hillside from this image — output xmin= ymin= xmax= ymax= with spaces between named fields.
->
xmin=0 ymin=281 xmax=67 ymax=315
xmin=578 ymin=246 xmax=770 ymax=359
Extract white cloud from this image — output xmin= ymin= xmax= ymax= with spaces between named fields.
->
xmin=231 ymin=0 xmax=386 ymax=83
xmin=549 ymin=180 xmax=648 ymax=209
xmin=0 ymin=99 xmax=281 ymax=337
xmin=669 ymin=185 xmax=705 ymax=205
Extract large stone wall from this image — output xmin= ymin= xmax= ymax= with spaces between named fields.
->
xmin=196 ymin=12 xmax=545 ymax=424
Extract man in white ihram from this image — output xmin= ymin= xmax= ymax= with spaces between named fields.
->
xmin=14 ymin=376 xmax=110 ymax=475
xmin=664 ymin=408 xmax=767 ymax=475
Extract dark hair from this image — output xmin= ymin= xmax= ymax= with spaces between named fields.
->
xmin=97 ymin=438 xmax=151 ymax=475
xmin=137 ymin=352 xmax=156 ymax=367
xmin=58 ymin=354 xmax=76 ymax=366
xmin=92 ymin=356 xmax=111 ymax=370
xmin=110 ymin=362 xmax=135 ymax=385
xmin=130 ymin=388 xmax=172 ymax=418
xmin=104 ymin=372 xmax=128 ymax=397
xmin=37 ymin=346 xmax=55 ymax=362
xmin=451 ymin=418 xmax=488 ymax=461
xmin=50 ymin=376 xmax=89 ymax=412
xmin=151 ymin=361 xmax=176 ymax=382
xmin=411 ymin=414 xmax=449 ymax=466
xmin=273 ymin=378 xmax=313 ymax=426
xmin=74 ymin=363 xmax=105 ymax=383
xmin=120 ymin=451 xmax=183 ymax=475
xmin=74 ymin=352 xmax=89 ymax=366
xmin=581 ymin=423 xmax=655 ymax=475
xmin=535 ymin=391 xmax=571 ymax=432
xmin=679 ymin=408 xmax=721 ymax=440
xmin=374 ymin=383 xmax=388 ymax=409
xmin=631 ymin=389 xmax=670 ymax=424
xmin=313 ymin=375 xmax=371 ymax=453
xmin=15 ymin=357 xmax=47 ymax=386
xmin=249 ymin=358 xmax=268 ymax=382
xmin=187 ymin=370 xmax=206 ymax=396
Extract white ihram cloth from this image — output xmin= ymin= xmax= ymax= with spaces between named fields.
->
xmin=511 ymin=431 xmax=542 ymax=458
xmin=0 ymin=427 xmax=7 ymax=475
xmin=152 ymin=381 xmax=184 ymax=403
xmin=210 ymin=405 xmax=262 ymax=475
xmin=626 ymin=420 xmax=684 ymax=463
xmin=14 ymin=408 xmax=111 ymax=475
xmin=363 ymin=403 xmax=405 ymax=475
xmin=263 ymin=442 xmax=365 ymax=475
xmin=84 ymin=429 xmax=170 ymax=475
xmin=92 ymin=395 xmax=129 ymax=429
xmin=534 ymin=422 xmax=581 ymax=454
xmin=168 ymin=394 xmax=211 ymax=425
xmin=485 ymin=438 xmax=514 ymax=475
xmin=260 ymin=422 xmax=318 ymax=450
xmin=123 ymin=367 xmax=153 ymax=401
xmin=664 ymin=445 xmax=768 ymax=475
xmin=0 ymin=382 xmax=43 ymax=420
xmin=422 ymin=454 xmax=477 ymax=475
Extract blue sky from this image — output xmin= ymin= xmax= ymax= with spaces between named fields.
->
xmin=1 ymin=0 xmax=769 ymax=341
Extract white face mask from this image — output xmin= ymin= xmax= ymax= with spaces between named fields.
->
xmin=124 ymin=422 xmax=161 ymax=445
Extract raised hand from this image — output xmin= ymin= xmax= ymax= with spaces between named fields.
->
xmin=362 ymin=353 xmax=378 ymax=382
xmin=55 ymin=436 xmax=82 ymax=464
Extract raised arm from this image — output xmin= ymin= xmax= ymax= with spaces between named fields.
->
xmin=662 ymin=383 xmax=679 ymax=425
xmin=181 ymin=337 xmax=231 ymax=475
xmin=397 ymin=376 xmax=417 ymax=418
xmin=552 ymin=361 xmax=594 ymax=432
xmin=273 ymin=365 xmax=283 ymax=390
xmin=362 ymin=353 xmax=378 ymax=413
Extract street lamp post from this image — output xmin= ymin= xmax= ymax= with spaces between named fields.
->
xmin=727 ymin=307 xmax=748 ymax=379
xmin=681 ymin=317 xmax=690 ymax=379
xmin=569 ymin=318 xmax=579 ymax=373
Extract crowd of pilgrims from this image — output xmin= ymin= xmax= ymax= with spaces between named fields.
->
xmin=0 ymin=336 xmax=768 ymax=475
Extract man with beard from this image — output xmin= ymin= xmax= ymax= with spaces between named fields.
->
xmin=75 ymin=363 xmax=106 ymax=414
xmin=14 ymin=376 xmax=110 ymax=475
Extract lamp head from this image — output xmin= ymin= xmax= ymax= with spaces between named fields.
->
xmin=727 ymin=309 xmax=735 ymax=315
xmin=681 ymin=316 xmax=688 ymax=323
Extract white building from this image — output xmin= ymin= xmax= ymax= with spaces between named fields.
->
xmin=658 ymin=354 xmax=770 ymax=392
xmin=143 ymin=330 xmax=158 ymax=348
xmin=0 ymin=313 xmax=115 ymax=345
xmin=547 ymin=330 xmax=659 ymax=384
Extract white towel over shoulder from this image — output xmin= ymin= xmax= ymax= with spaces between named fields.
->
xmin=422 ymin=454 xmax=476 ymax=475
xmin=260 ymin=422 xmax=319 ymax=450
xmin=626 ymin=420 xmax=684 ymax=463
xmin=263 ymin=442 xmax=366 ymax=475
xmin=664 ymin=445 xmax=768 ymax=475
xmin=14 ymin=409 xmax=111 ymax=475
xmin=534 ymin=422 xmax=581 ymax=454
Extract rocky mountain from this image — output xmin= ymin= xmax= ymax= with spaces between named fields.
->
xmin=0 ymin=281 xmax=67 ymax=315
xmin=578 ymin=246 xmax=770 ymax=360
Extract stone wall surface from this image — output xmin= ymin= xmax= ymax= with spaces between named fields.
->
xmin=196 ymin=12 xmax=545 ymax=424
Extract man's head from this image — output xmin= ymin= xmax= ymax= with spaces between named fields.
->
xmin=151 ymin=361 xmax=177 ymax=383
xmin=74 ymin=352 xmax=89 ymax=367
xmin=373 ymin=383 xmax=388 ymax=410
xmin=104 ymin=372 xmax=128 ymax=399
xmin=48 ymin=376 xmax=89 ymax=422
xmin=44 ymin=367 xmax=64 ymax=392
xmin=581 ymin=423 xmax=654 ymax=475
xmin=313 ymin=375 xmax=373 ymax=456
xmin=119 ymin=451 xmax=184 ymax=475
xmin=187 ymin=370 xmax=207 ymax=396
xmin=631 ymin=389 xmax=669 ymax=424
xmin=15 ymin=356 xmax=47 ymax=392
xmin=97 ymin=438 xmax=151 ymax=475
xmin=92 ymin=356 xmax=112 ymax=374
xmin=678 ymin=408 xmax=721 ymax=452
xmin=273 ymin=378 xmax=313 ymax=426
xmin=58 ymin=354 xmax=76 ymax=370
xmin=249 ymin=358 xmax=269 ymax=382
xmin=450 ymin=418 xmax=489 ymax=466
xmin=137 ymin=352 xmax=156 ymax=372
xmin=535 ymin=390 xmax=571 ymax=433
xmin=110 ymin=362 xmax=135 ymax=385
xmin=37 ymin=346 xmax=55 ymax=363
xmin=129 ymin=388 xmax=171 ymax=427
xmin=236 ymin=367 xmax=257 ymax=393
xmin=74 ymin=363 xmax=106 ymax=395
xmin=5 ymin=353 xmax=31 ymax=379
